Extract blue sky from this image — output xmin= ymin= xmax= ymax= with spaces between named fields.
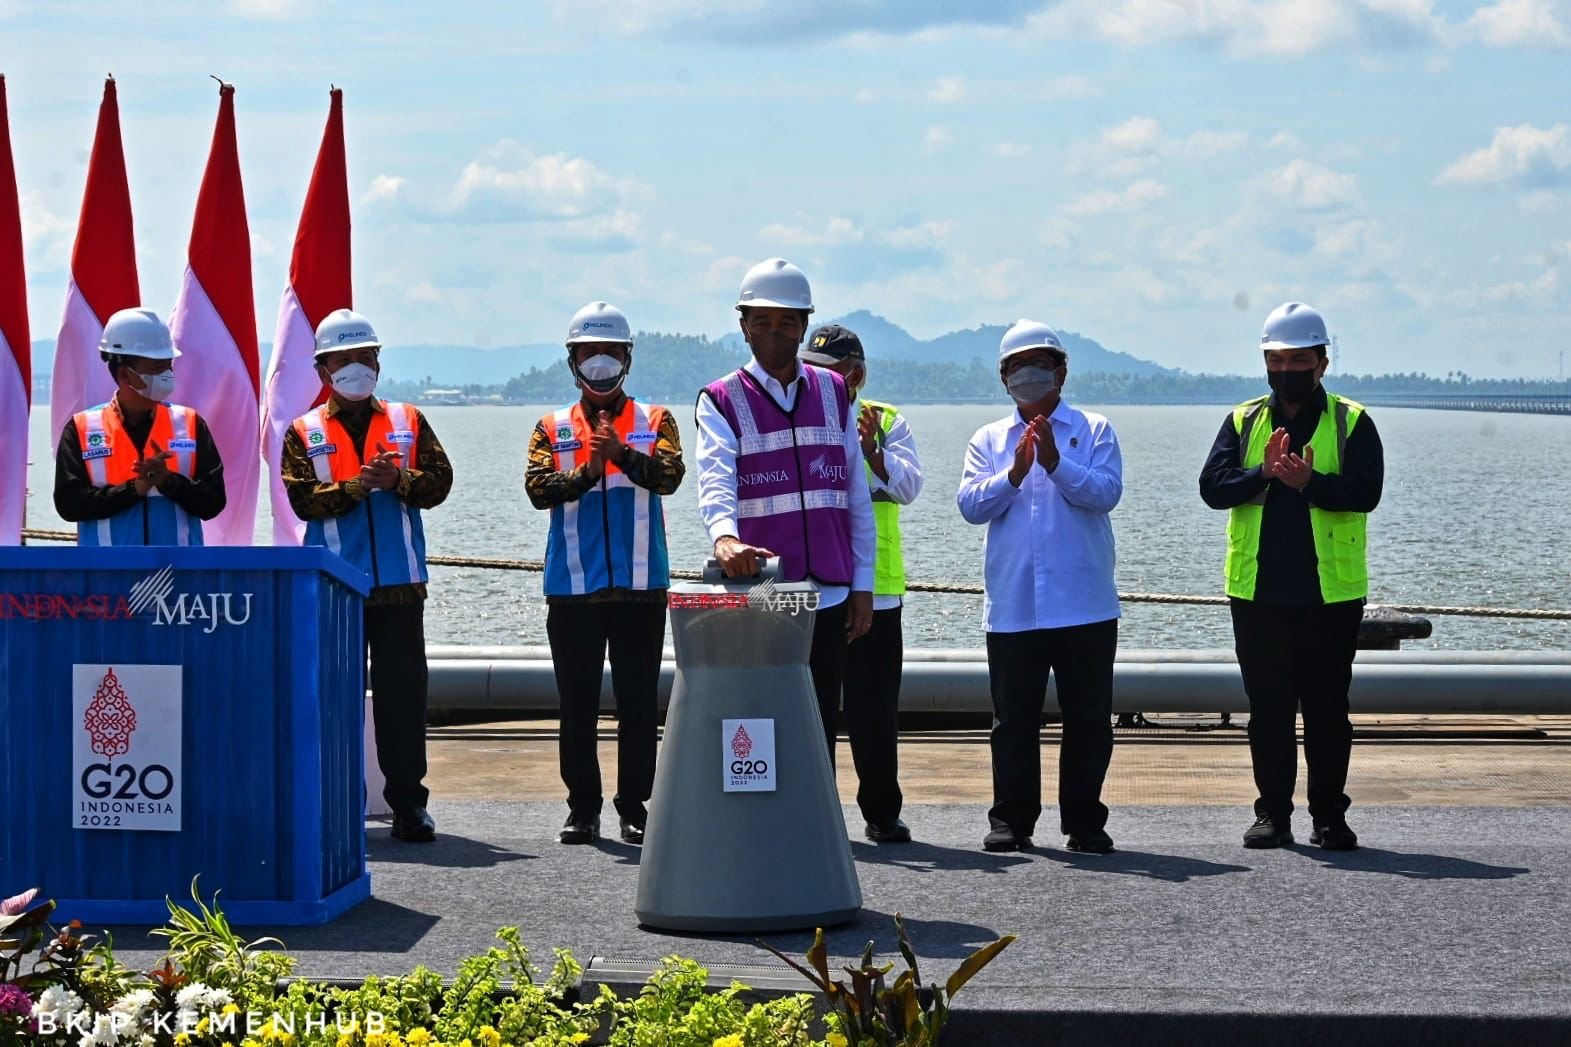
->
xmin=4 ymin=0 xmax=1570 ymax=376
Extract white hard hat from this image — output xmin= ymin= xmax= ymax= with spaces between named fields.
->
xmin=1260 ymin=302 xmax=1329 ymax=351
xmin=313 ymin=308 xmax=381 ymax=357
xmin=99 ymin=308 xmax=179 ymax=361
xmin=566 ymin=301 xmax=633 ymax=346
xmin=735 ymin=257 xmax=814 ymax=313
xmin=998 ymin=319 xmax=1064 ymax=365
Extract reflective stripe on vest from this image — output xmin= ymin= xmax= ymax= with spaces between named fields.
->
xmin=73 ymin=402 xmax=204 ymax=547
xmin=861 ymin=398 xmax=906 ymax=597
xmin=542 ymin=399 xmax=671 ymax=596
xmin=293 ymin=402 xmax=428 ymax=588
xmin=1225 ymin=392 xmax=1369 ymax=602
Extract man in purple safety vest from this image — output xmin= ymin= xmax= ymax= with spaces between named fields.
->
xmin=695 ymin=259 xmax=876 ymax=813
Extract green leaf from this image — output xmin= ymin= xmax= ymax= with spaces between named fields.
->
xmin=944 ymin=934 xmax=1016 ymax=997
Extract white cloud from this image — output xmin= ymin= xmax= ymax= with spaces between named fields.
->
xmin=1069 ymin=116 xmax=1162 ymax=177
xmin=994 ymin=142 xmax=1032 ymax=158
xmin=361 ymin=174 xmax=405 ymax=206
xmin=1264 ymin=159 xmax=1361 ymax=210
xmin=1312 ymin=218 xmax=1400 ymax=262
xmin=1040 ymin=218 xmax=1077 ymax=250
xmin=1436 ymin=124 xmax=1571 ymax=186
xmin=1183 ymin=130 xmax=1249 ymax=156
xmin=1045 ymin=75 xmax=1097 ymax=99
xmin=923 ymin=126 xmax=954 ymax=153
xmin=1027 ymin=0 xmax=1449 ymax=56
xmin=757 ymin=216 xmax=864 ymax=247
xmin=854 ymin=87 xmax=878 ymax=104
xmin=884 ymin=220 xmax=953 ymax=248
xmin=551 ymin=210 xmax=645 ymax=253
xmin=658 ymin=231 xmax=715 ymax=255
xmin=1465 ymin=0 xmax=1571 ymax=48
xmin=229 ymin=0 xmax=303 ymax=17
xmin=1520 ymin=190 xmax=1564 ymax=213
xmin=19 ymin=192 xmax=72 ymax=270
xmin=1061 ymin=179 xmax=1169 ymax=217
xmin=1266 ymin=131 xmax=1304 ymax=150
xmin=445 ymin=140 xmax=649 ymax=221
xmin=927 ymin=76 xmax=967 ymax=103
xmin=1482 ymin=266 xmax=1560 ymax=303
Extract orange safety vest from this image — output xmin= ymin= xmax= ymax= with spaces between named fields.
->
xmin=73 ymin=401 xmax=203 ymax=547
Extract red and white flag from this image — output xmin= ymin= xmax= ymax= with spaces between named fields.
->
xmin=169 ymin=82 xmax=260 ymax=546
xmin=260 ymin=87 xmax=350 ymax=546
xmin=0 ymin=76 xmax=32 ymax=545
xmin=50 ymin=77 xmax=139 ymax=450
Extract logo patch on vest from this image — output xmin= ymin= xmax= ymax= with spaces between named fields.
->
xmin=306 ymin=442 xmax=338 ymax=458
xmin=307 ymin=430 xmax=326 ymax=445
xmin=168 ymin=439 xmax=198 ymax=452
xmin=552 ymin=439 xmax=582 ymax=453
xmin=556 ymin=425 xmax=574 ymax=442
xmin=387 ymin=429 xmax=415 ymax=444
xmin=739 ymin=469 xmax=790 ymax=486
xmin=82 ymin=446 xmax=114 ymax=460
xmin=626 ymin=431 xmax=658 ymax=444
xmin=808 ymin=454 xmax=848 ymax=482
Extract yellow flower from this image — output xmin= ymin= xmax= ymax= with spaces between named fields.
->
xmin=405 ymin=1031 xmax=432 ymax=1046
xmin=826 ymin=1035 xmax=849 ymax=1047
xmin=570 ymin=1035 xmax=590 ymax=1045
xmin=224 ymin=1004 xmax=242 ymax=1016
xmin=712 ymin=1036 xmax=745 ymax=1047
xmin=175 ymin=1035 xmax=192 ymax=1047
xmin=477 ymin=1028 xmax=501 ymax=1047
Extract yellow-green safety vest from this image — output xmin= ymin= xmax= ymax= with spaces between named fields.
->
xmin=1225 ymin=391 xmax=1369 ymax=603
xmin=862 ymin=398 xmax=906 ymax=597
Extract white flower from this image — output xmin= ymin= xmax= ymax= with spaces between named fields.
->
xmin=75 ymin=1012 xmax=119 ymax=1047
xmin=109 ymin=980 xmax=153 ymax=1012
xmin=32 ymin=984 xmax=86 ymax=1021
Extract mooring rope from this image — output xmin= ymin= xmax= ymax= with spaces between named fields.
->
xmin=19 ymin=528 xmax=1571 ymax=622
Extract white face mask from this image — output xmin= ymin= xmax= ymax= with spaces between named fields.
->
xmin=1006 ymin=364 xmax=1058 ymax=405
xmin=135 ymin=369 xmax=176 ymax=402
xmin=575 ymin=353 xmax=628 ymax=395
xmin=331 ymin=362 xmax=378 ymax=401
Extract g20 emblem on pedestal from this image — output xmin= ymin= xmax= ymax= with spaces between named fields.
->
xmin=72 ymin=664 xmax=182 ymax=832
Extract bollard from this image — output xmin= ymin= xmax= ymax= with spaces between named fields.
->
xmin=634 ymin=562 xmax=862 ymax=932
xmin=1356 ymin=605 xmax=1432 ymax=651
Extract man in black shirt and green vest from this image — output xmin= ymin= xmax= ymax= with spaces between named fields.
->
xmin=801 ymin=324 xmax=924 ymax=844
xmin=1199 ymin=302 xmax=1384 ymax=852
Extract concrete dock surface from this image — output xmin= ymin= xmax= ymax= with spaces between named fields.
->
xmin=99 ymin=714 xmax=1571 ymax=1044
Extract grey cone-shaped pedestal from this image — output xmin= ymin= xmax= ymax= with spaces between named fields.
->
xmin=634 ymin=570 xmax=862 ymax=932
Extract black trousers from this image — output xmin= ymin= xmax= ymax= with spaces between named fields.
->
xmin=985 ymin=620 xmax=1118 ymax=837
xmin=1231 ymin=598 xmax=1362 ymax=825
xmin=842 ymin=606 xmax=904 ymax=825
xmin=809 ymin=600 xmax=850 ymax=761
xmin=546 ymin=601 xmax=665 ymax=824
xmin=365 ymin=602 xmax=430 ymax=814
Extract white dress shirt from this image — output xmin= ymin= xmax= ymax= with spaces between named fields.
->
xmin=956 ymin=399 xmax=1122 ymax=632
xmin=856 ymin=395 xmax=924 ymax=611
xmin=696 ymin=356 xmax=876 ymax=608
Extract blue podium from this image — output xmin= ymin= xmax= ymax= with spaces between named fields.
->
xmin=0 ymin=546 xmax=371 ymax=925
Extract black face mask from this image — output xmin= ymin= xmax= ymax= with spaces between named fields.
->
xmin=1268 ymin=367 xmax=1319 ymax=404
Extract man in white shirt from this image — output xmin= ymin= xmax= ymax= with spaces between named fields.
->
xmin=957 ymin=319 xmax=1123 ymax=854
xmin=799 ymin=323 xmax=924 ymax=844
xmin=695 ymin=259 xmax=876 ymax=780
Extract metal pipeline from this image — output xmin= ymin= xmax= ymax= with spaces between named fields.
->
xmin=425 ymin=646 xmax=1571 ymax=716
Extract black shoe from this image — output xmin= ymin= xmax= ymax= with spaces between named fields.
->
xmin=1066 ymin=829 xmax=1115 ymax=854
xmin=864 ymin=818 xmax=912 ymax=844
xmin=559 ymin=814 xmax=600 ymax=845
xmin=1310 ymin=821 xmax=1359 ymax=851
xmin=983 ymin=827 xmax=1032 ymax=852
xmin=1243 ymin=815 xmax=1293 ymax=849
xmin=618 ymin=818 xmax=645 ymax=845
xmin=390 ymin=807 xmax=436 ymax=843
